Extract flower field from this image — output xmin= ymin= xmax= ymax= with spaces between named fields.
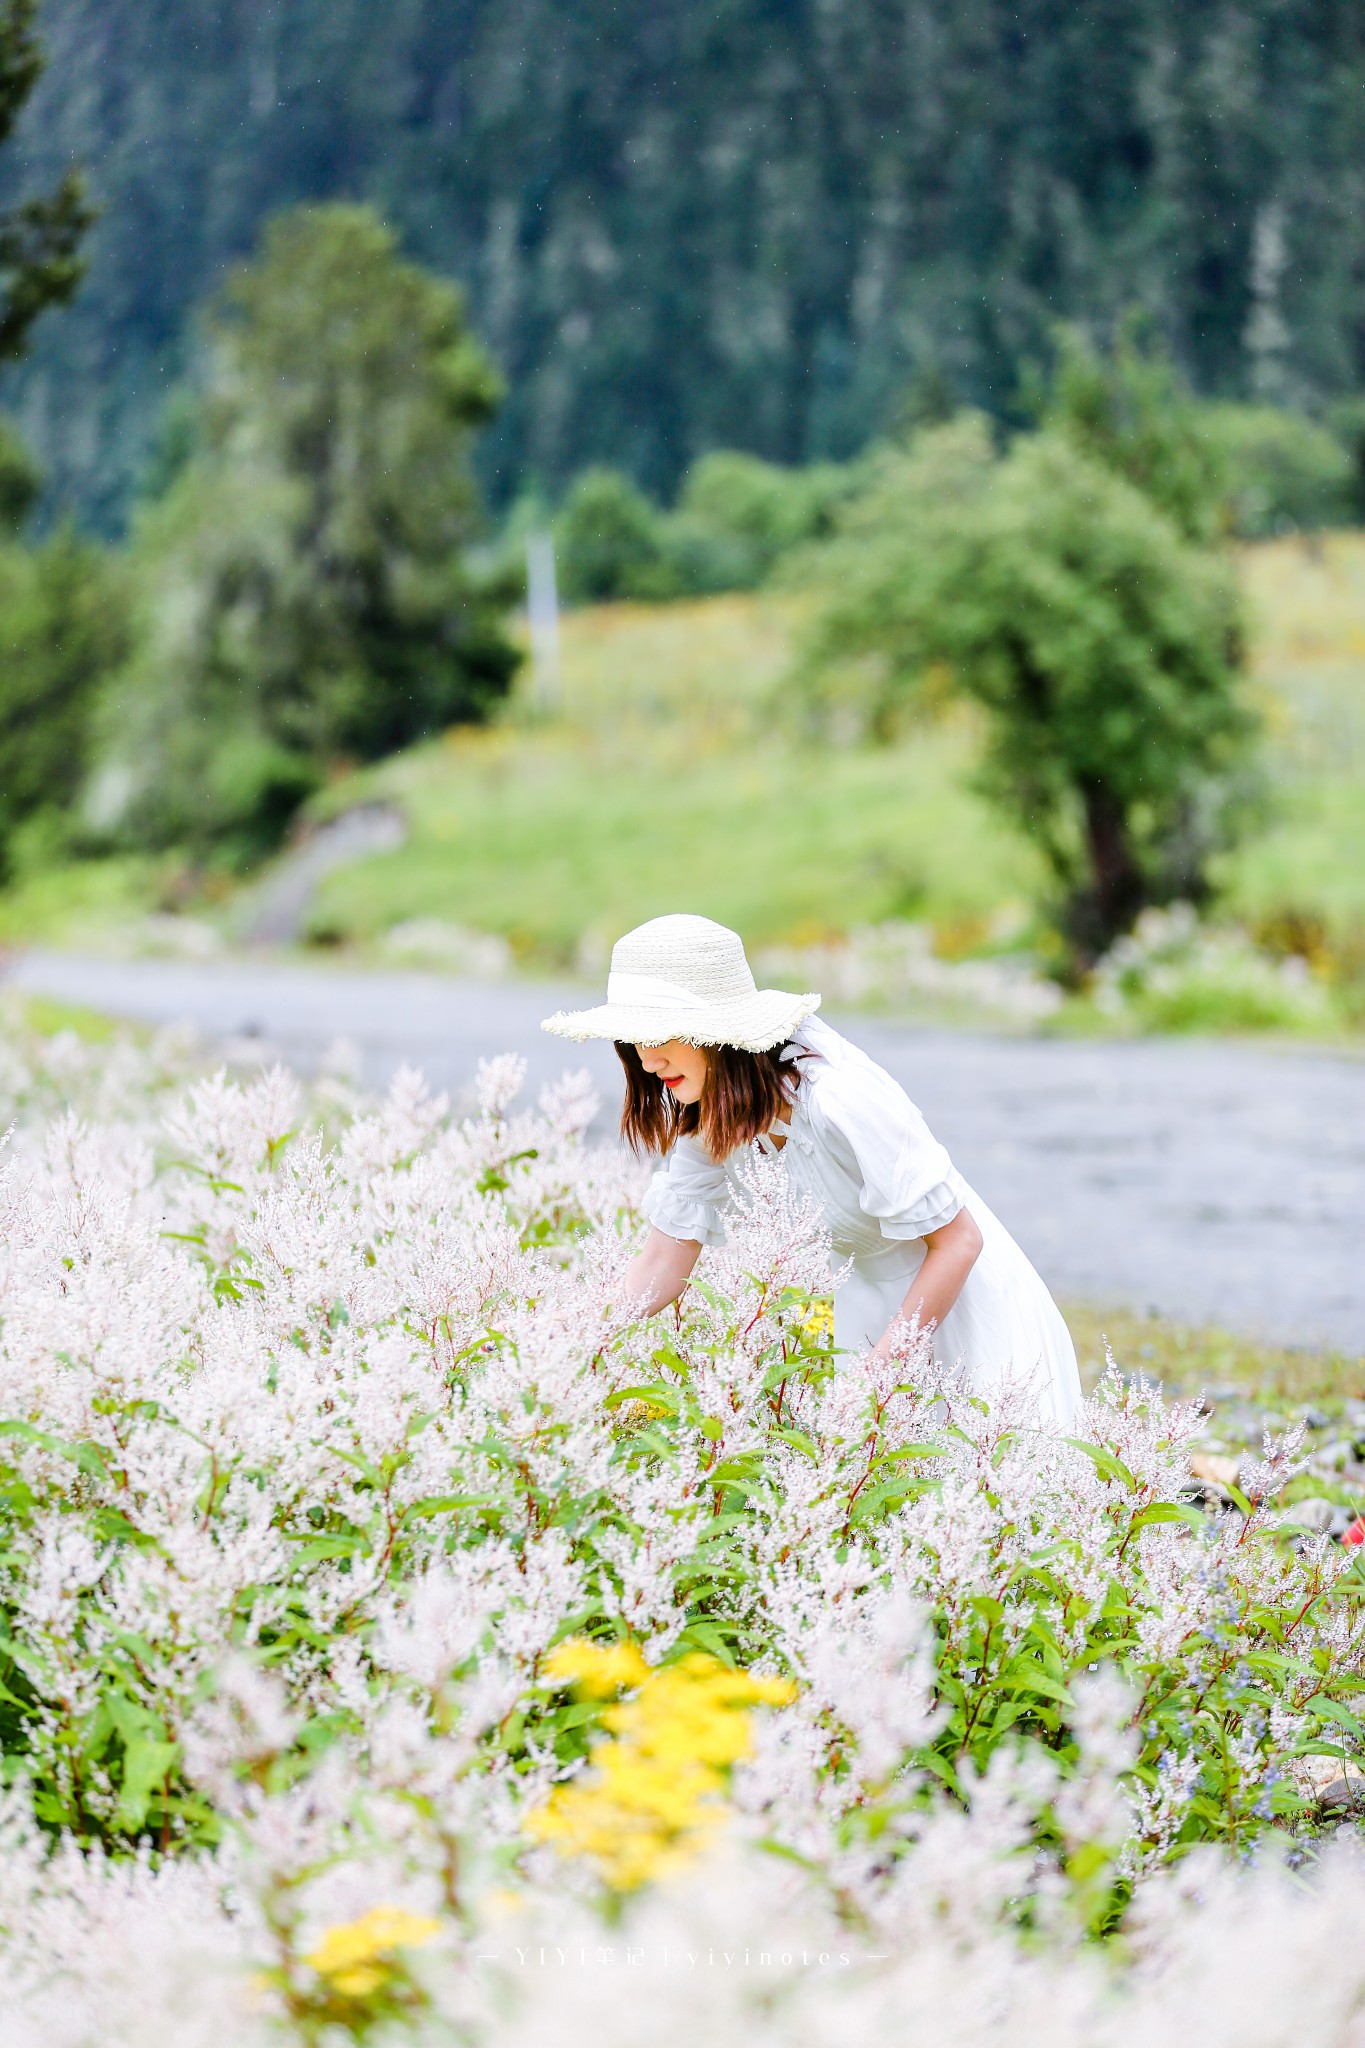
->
xmin=0 ymin=1019 xmax=1361 ymax=2045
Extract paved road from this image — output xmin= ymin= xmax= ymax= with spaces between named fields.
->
xmin=6 ymin=950 xmax=1363 ymax=1354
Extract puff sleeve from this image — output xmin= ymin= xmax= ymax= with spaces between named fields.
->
xmin=641 ymin=1134 xmax=731 ymax=1248
xmin=806 ymin=1062 xmax=966 ymax=1242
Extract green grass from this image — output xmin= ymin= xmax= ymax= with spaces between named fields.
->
xmin=1220 ymin=534 xmax=1365 ymax=941
xmin=307 ymin=594 xmax=1046 ymax=968
xmin=1065 ymin=1299 xmax=1365 ymax=1413
xmin=0 ymin=854 xmax=164 ymax=950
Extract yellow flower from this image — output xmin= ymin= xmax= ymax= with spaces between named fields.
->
xmin=799 ymin=1297 xmax=834 ymax=1345
xmin=528 ymin=1646 xmax=797 ymax=1890
xmin=543 ymin=1636 xmax=652 ymax=1697
xmin=304 ymin=1905 xmax=440 ymax=2000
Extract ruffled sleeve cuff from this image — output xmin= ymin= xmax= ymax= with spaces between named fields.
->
xmin=642 ymin=1177 xmax=729 ymax=1247
xmin=640 ymin=1137 xmax=731 ymax=1248
xmin=869 ymin=1166 xmax=967 ymax=1241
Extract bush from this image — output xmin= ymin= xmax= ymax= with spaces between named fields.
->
xmin=554 ymin=467 xmax=678 ymax=603
xmin=1088 ymin=903 xmax=1337 ymax=1033
xmin=551 ymin=452 xmax=860 ymax=604
xmin=664 ymin=451 xmax=855 ymax=593
xmin=1199 ymin=404 xmax=1356 ymax=538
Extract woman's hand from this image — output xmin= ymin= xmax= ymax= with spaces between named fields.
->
xmin=614 ymin=1226 xmax=703 ymax=1322
xmin=870 ymin=1206 xmax=984 ymax=1367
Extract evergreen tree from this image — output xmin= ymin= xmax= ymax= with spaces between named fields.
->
xmin=0 ymin=0 xmax=91 ymax=363
xmin=94 ymin=205 xmax=517 ymax=858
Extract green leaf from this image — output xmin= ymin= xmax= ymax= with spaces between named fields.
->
xmin=605 ymin=1383 xmax=681 ymax=1416
xmin=115 ymin=1735 xmax=179 ymax=1830
xmin=1132 ymin=1501 xmax=1205 ymax=1530
xmin=1062 ymin=1438 xmax=1137 ymax=1492
xmin=998 ymin=1662 xmax=1076 ymax=1708
xmin=1313 ymin=1696 xmax=1365 ymax=1743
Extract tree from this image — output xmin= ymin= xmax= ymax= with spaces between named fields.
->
xmin=0 ymin=0 xmax=92 ymax=362
xmin=96 ymin=204 xmax=519 ymax=857
xmin=0 ymin=527 xmax=128 ymax=872
xmin=801 ymin=420 xmax=1253 ymax=963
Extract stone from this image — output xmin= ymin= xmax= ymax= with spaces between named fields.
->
xmin=1277 ymin=1497 xmax=1338 ymax=1534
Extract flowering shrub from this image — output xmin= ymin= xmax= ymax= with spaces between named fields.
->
xmin=1088 ymin=903 xmax=1335 ymax=1033
xmin=754 ymin=919 xmax=1063 ymax=1025
xmin=0 ymin=1018 xmax=1358 ymax=2043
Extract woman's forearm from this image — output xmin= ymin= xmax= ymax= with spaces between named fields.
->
xmin=877 ymin=1209 xmax=984 ymax=1355
xmin=617 ymin=1229 xmax=703 ymax=1318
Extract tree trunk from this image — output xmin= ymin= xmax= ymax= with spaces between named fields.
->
xmin=1077 ymin=779 xmax=1146 ymax=959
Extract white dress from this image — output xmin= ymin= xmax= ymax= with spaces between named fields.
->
xmin=642 ymin=1016 xmax=1081 ymax=1427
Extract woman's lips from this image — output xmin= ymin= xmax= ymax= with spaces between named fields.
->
xmin=663 ymin=1076 xmax=684 ymax=1089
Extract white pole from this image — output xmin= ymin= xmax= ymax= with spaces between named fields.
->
xmin=525 ymin=530 xmax=561 ymax=712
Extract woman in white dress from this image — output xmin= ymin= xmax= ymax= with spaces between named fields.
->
xmin=543 ymin=914 xmax=1080 ymax=1426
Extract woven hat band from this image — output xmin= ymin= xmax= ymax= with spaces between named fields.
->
xmin=605 ymin=970 xmax=718 ymax=1010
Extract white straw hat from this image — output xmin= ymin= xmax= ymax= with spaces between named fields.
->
xmin=541 ymin=914 xmax=820 ymax=1052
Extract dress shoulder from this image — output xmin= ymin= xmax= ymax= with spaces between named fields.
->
xmin=640 ymin=1133 xmax=731 ymax=1248
xmin=798 ymin=1030 xmax=965 ymax=1242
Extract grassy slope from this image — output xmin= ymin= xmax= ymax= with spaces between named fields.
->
xmin=307 ymin=595 xmax=1047 ymax=967
xmin=1220 ymin=534 xmax=1365 ymax=938
xmin=307 ymin=539 xmax=1365 ymax=970
xmin=1 ymin=536 xmax=1362 ymax=971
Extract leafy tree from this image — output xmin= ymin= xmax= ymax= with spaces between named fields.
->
xmin=0 ymin=526 xmax=128 ymax=872
xmin=1040 ymin=325 xmax=1227 ymax=543
xmin=801 ymin=420 xmax=1253 ymax=962
xmin=96 ymin=204 xmax=518 ymax=857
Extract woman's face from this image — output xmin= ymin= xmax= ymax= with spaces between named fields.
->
xmin=635 ymin=1039 xmax=709 ymax=1106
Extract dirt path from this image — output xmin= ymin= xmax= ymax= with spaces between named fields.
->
xmin=7 ymin=949 xmax=1362 ymax=1353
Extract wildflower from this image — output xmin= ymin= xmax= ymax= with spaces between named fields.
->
xmin=529 ymin=1649 xmax=796 ymax=1889
xmin=800 ymin=1297 xmax=835 ymax=1346
xmin=304 ymin=1904 xmax=441 ymax=1999
xmin=543 ymin=1636 xmax=653 ymax=1698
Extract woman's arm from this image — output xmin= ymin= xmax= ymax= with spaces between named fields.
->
xmin=870 ymin=1206 xmax=984 ymax=1364
xmin=617 ymin=1227 xmax=703 ymax=1318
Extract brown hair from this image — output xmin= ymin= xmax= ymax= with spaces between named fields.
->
xmin=616 ymin=1041 xmax=796 ymax=1160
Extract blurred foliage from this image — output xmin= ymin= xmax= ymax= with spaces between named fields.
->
xmin=0 ymin=527 xmax=129 ymax=876
xmin=90 ymin=205 xmax=517 ymax=861
xmin=797 ymin=415 xmax=1255 ymax=961
xmin=553 ymin=468 xmax=674 ymax=605
xmin=547 ymin=336 xmax=1361 ymax=613
xmin=0 ymin=0 xmax=93 ymax=366
xmin=1206 ymin=404 xmax=1357 ymax=537
xmin=551 ymin=451 xmax=859 ymax=605
xmin=1041 ymin=323 xmax=1357 ymax=542
xmin=1039 ymin=324 xmax=1228 ymax=542
xmin=662 ymin=453 xmax=857 ymax=595
xmin=12 ymin=1 xmax=1365 ymax=527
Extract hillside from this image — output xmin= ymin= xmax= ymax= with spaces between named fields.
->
xmin=4 ymin=0 xmax=1365 ymax=529
xmin=297 ymin=535 xmax=1365 ymax=977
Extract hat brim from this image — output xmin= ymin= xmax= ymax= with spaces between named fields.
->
xmin=541 ymin=988 xmax=820 ymax=1054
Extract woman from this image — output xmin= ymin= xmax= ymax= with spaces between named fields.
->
xmin=543 ymin=914 xmax=1080 ymax=1426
